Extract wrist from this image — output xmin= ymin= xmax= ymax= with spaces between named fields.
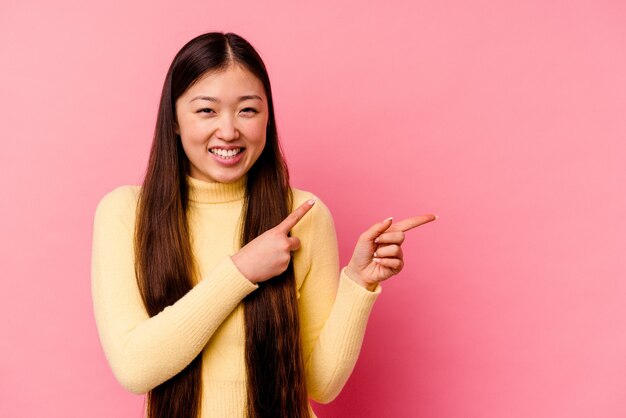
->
xmin=344 ymin=265 xmax=378 ymax=292
xmin=230 ymin=254 xmax=257 ymax=284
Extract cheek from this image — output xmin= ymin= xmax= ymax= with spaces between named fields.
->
xmin=180 ymin=121 xmax=210 ymax=144
xmin=245 ymin=120 xmax=268 ymax=145
xmin=179 ymin=133 xmax=199 ymax=153
xmin=179 ymin=138 xmax=198 ymax=161
xmin=179 ymin=126 xmax=209 ymax=156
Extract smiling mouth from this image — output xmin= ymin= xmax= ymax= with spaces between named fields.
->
xmin=209 ymin=147 xmax=244 ymax=159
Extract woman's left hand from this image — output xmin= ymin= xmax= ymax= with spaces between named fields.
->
xmin=345 ymin=214 xmax=437 ymax=291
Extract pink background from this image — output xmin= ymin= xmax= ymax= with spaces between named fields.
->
xmin=2 ymin=1 xmax=625 ymax=417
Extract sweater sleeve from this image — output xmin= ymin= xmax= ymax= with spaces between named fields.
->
xmin=90 ymin=186 xmax=258 ymax=394
xmin=296 ymin=197 xmax=382 ymax=404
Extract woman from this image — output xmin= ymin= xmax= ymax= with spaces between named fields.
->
xmin=91 ymin=31 xmax=436 ymax=418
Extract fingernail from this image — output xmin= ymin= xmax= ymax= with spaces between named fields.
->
xmin=435 ymin=215 xmax=439 ymax=220
xmin=307 ymin=196 xmax=317 ymax=205
xmin=374 ymin=237 xmax=379 ymax=243
xmin=383 ymin=216 xmax=393 ymax=223
xmin=373 ymin=251 xmax=378 ymax=257
xmin=373 ymin=258 xmax=381 ymax=263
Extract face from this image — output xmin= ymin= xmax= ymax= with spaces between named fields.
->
xmin=175 ymin=63 xmax=269 ymax=183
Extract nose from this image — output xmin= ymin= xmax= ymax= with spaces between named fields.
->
xmin=215 ymin=114 xmax=240 ymax=141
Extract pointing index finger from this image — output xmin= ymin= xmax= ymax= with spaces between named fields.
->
xmin=277 ymin=196 xmax=317 ymax=233
xmin=388 ymin=214 xmax=437 ymax=232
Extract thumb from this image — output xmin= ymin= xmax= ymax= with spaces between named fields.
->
xmin=360 ymin=216 xmax=394 ymax=242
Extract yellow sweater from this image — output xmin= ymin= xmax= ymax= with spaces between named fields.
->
xmin=91 ymin=174 xmax=381 ymax=417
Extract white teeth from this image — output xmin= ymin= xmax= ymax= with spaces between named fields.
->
xmin=209 ymin=148 xmax=242 ymax=158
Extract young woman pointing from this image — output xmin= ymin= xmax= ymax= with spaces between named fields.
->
xmin=91 ymin=31 xmax=436 ymax=418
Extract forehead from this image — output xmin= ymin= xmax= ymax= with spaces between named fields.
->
xmin=183 ymin=64 xmax=266 ymax=99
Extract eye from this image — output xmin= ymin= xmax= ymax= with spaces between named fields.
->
xmin=240 ymin=107 xmax=259 ymax=114
xmin=198 ymin=108 xmax=215 ymax=114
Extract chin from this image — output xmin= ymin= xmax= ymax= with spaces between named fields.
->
xmin=212 ymin=171 xmax=245 ymax=184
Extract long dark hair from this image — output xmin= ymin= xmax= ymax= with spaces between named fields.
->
xmin=133 ymin=32 xmax=309 ymax=418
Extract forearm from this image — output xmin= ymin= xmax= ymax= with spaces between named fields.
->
xmin=93 ymin=253 xmax=256 ymax=394
xmin=304 ymin=268 xmax=381 ymax=403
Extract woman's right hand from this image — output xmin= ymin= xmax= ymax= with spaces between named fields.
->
xmin=231 ymin=196 xmax=317 ymax=284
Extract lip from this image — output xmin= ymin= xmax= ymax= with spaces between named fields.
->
xmin=208 ymin=148 xmax=245 ymax=166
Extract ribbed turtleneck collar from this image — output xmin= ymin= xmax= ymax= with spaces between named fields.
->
xmin=186 ymin=174 xmax=247 ymax=205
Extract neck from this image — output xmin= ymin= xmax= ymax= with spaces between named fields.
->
xmin=185 ymin=174 xmax=247 ymax=205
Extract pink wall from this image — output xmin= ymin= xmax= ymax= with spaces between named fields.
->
xmin=2 ymin=1 xmax=625 ymax=417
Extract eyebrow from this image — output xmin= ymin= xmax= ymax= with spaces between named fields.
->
xmin=189 ymin=94 xmax=263 ymax=103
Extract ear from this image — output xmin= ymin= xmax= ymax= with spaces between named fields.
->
xmin=174 ymin=121 xmax=180 ymax=135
